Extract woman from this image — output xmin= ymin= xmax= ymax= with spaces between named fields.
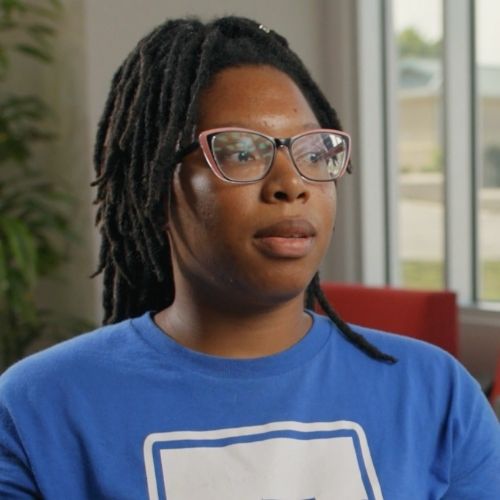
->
xmin=1 ymin=16 xmax=498 ymax=499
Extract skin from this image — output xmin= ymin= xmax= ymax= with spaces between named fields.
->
xmin=155 ymin=65 xmax=337 ymax=358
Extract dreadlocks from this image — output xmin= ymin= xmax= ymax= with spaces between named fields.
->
xmin=92 ymin=16 xmax=396 ymax=364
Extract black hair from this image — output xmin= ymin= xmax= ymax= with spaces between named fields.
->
xmin=92 ymin=16 xmax=396 ymax=364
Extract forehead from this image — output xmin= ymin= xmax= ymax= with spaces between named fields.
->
xmin=196 ymin=65 xmax=318 ymax=133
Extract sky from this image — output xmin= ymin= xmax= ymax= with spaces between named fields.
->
xmin=394 ymin=0 xmax=500 ymax=66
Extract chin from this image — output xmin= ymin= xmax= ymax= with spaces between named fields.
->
xmin=246 ymin=273 xmax=314 ymax=306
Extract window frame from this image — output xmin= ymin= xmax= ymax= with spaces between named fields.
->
xmin=356 ymin=0 xmax=499 ymax=313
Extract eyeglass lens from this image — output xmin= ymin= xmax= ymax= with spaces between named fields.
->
xmin=210 ymin=131 xmax=347 ymax=181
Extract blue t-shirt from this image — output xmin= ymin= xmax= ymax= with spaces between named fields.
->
xmin=0 ymin=311 xmax=499 ymax=499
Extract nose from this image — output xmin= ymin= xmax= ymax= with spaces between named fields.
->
xmin=260 ymin=146 xmax=310 ymax=203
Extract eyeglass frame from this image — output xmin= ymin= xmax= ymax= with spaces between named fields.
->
xmin=176 ymin=127 xmax=352 ymax=184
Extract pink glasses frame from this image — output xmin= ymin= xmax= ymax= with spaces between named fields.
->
xmin=197 ymin=127 xmax=352 ymax=184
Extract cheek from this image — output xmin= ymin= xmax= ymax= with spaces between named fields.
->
xmin=318 ymin=183 xmax=338 ymax=232
xmin=170 ymin=166 xmax=217 ymax=231
xmin=188 ymin=177 xmax=246 ymax=237
xmin=170 ymin=166 xmax=250 ymax=255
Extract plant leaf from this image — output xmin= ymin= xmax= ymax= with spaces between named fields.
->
xmin=14 ymin=42 xmax=52 ymax=62
xmin=0 ymin=239 xmax=8 ymax=294
xmin=26 ymin=23 xmax=55 ymax=38
xmin=0 ymin=216 xmax=37 ymax=286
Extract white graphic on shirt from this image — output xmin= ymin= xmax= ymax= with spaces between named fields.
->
xmin=143 ymin=420 xmax=383 ymax=500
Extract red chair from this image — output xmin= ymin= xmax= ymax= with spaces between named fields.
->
xmin=490 ymin=355 xmax=500 ymax=416
xmin=319 ymin=282 xmax=459 ymax=357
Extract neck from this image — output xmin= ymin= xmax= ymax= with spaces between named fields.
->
xmin=154 ymin=292 xmax=312 ymax=358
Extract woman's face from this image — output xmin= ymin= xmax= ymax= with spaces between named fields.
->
xmin=167 ymin=65 xmax=337 ymax=310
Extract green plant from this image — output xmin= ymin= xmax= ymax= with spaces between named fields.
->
xmin=420 ymin=148 xmax=443 ymax=173
xmin=0 ymin=0 xmax=83 ymax=370
xmin=397 ymin=27 xmax=442 ymax=59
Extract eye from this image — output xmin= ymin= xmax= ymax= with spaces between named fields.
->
xmin=304 ymin=150 xmax=323 ymax=163
xmin=297 ymin=149 xmax=327 ymax=166
xmin=231 ymin=150 xmax=256 ymax=163
xmin=214 ymin=135 xmax=261 ymax=165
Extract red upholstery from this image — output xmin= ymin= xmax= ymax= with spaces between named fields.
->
xmin=319 ymin=282 xmax=459 ymax=356
xmin=490 ymin=355 xmax=500 ymax=413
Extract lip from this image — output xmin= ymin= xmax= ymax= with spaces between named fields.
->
xmin=253 ymin=219 xmax=316 ymax=258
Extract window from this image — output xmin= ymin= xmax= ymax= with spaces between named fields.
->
xmin=394 ymin=0 xmax=445 ymax=290
xmin=476 ymin=0 xmax=500 ymax=302
xmin=357 ymin=0 xmax=500 ymax=306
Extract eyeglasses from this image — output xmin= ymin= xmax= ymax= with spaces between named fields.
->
xmin=178 ymin=127 xmax=351 ymax=184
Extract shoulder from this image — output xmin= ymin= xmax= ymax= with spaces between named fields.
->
xmin=311 ymin=310 xmax=455 ymax=367
xmin=0 ymin=315 xmax=141 ymax=401
xmin=350 ymin=323 xmax=500 ymax=494
xmin=352 ymin=322 xmax=483 ymax=396
xmin=321 ymin=313 xmax=497 ymax=423
xmin=313 ymin=311 xmax=484 ymax=400
xmin=353 ymin=321 xmax=456 ymax=366
xmin=319 ymin=316 xmax=499 ymax=431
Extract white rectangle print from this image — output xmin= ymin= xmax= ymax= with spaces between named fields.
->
xmin=144 ymin=421 xmax=383 ymax=500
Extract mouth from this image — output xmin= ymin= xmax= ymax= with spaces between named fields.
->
xmin=253 ymin=219 xmax=316 ymax=258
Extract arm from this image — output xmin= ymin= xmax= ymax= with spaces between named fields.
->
xmin=0 ymin=389 xmax=41 ymax=498
xmin=443 ymin=365 xmax=500 ymax=499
